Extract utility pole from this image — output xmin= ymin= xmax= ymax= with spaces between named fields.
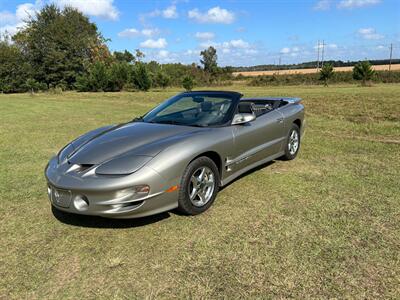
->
xmin=389 ymin=43 xmax=393 ymax=72
xmin=278 ymin=56 xmax=281 ymax=74
xmin=316 ymin=40 xmax=320 ymax=69
xmin=321 ymin=40 xmax=326 ymax=68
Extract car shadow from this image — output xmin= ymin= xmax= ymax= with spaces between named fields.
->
xmin=52 ymin=206 xmax=170 ymax=228
xmin=219 ymin=160 xmax=275 ymax=191
xmin=52 ymin=160 xmax=276 ymax=226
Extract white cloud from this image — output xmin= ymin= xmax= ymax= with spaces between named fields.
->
xmin=118 ymin=28 xmax=139 ymax=38
xmin=225 ymin=39 xmax=250 ymax=49
xmin=195 ymin=31 xmax=215 ymax=40
xmin=0 ymin=1 xmax=41 ymax=38
xmin=314 ymin=0 xmax=331 ymax=10
xmin=358 ymin=28 xmax=384 ymax=40
xmin=162 ymin=5 xmax=178 ymax=18
xmin=118 ymin=27 xmax=159 ymax=38
xmin=140 ymin=38 xmax=167 ymax=49
xmin=199 ymin=39 xmax=251 ymax=50
xmin=376 ymin=45 xmax=385 ymax=50
xmin=338 ymin=0 xmax=381 ymax=9
xmin=280 ymin=47 xmax=291 ymax=54
xmin=328 ymin=43 xmax=338 ymax=49
xmin=158 ymin=50 xmax=169 ymax=58
xmin=55 ymin=0 xmax=119 ymax=20
xmin=188 ymin=6 xmax=235 ymax=24
xmin=142 ymin=3 xmax=179 ymax=21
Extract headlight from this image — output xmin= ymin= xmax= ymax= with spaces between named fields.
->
xmin=95 ymin=155 xmax=152 ymax=175
xmin=57 ymin=143 xmax=74 ymax=164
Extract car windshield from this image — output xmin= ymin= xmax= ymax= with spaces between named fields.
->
xmin=142 ymin=93 xmax=236 ymax=127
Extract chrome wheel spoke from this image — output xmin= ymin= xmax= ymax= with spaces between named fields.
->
xmin=288 ymin=130 xmax=299 ymax=155
xmin=188 ymin=166 xmax=215 ymax=207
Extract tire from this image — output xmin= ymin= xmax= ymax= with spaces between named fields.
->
xmin=281 ymin=123 xmax=301 ymax=160
xmin=177 ymin=156 xmax=220 ymax=215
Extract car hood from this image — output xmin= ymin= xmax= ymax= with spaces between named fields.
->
xmin=68 ymin=122 xmax=204 ymax=165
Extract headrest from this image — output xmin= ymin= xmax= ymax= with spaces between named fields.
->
xmin=238 ymin=102 xmax=254 ymax=114
xmin=193 ymin=97 xmax=204 ymax=103
xmin=201 ymin=101 xmax=213 ymax=112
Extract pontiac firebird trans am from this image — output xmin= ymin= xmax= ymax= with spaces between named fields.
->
xmin=45 ymin=91 xmax=305 ymax=218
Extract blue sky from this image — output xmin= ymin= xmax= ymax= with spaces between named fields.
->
xmin=1 ymin=0 xmax=399 ymax=66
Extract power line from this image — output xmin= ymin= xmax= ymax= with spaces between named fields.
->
xmin=321 ymin=40 xmax=326 ymax=67
xmin=389 ymin=43 xmax=393 ymax=72
xmin=316 ymin=40 xmax=320 ymax=69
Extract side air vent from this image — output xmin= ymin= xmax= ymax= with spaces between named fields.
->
xmin=67 ymin=163 xmax=95 ymax=174
xmin=76 ymin=164 xmax=94 ymax=173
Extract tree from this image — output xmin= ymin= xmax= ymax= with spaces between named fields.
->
xmin=13 ymin=4 xmax=106 ymax=89
xmin=132 ymin=63 xmax=152 ymax=91
xmin=135 ymin=49 xmax=145 ymax=62
xmin=319 ymin=63 xmax=334 ymax=86
xmin=0 ymin=38 xmax=31 ymax=93
xmin=353 ymin=61 xmax=375 ymax=86
xmin=113 ymin=50 xmax=134 ymax=63
xmin=182 ymin=75 xmax=195 ymax=91
xmin=200 ymin=46 xmax=218 ymax=75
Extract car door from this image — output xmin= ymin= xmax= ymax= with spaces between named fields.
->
xmin=229 ymin=110 xmax=285 ymax=172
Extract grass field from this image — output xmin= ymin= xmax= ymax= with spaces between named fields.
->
xmin=1 ymin=84 xmax=399 ymax=299
xmin=233 ymin=63 xmax=400 ymax=76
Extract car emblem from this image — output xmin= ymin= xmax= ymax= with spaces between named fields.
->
xmin=54 ymin=190 xmax=60 ymax=200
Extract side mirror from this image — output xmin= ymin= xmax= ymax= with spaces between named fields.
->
xmin=232 ymin=113 xmax=256 ymax=125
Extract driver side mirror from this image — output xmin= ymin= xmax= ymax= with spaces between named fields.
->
xmin=232 ymin=113 xmax=256 ymax=125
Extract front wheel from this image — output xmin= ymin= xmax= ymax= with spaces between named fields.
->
xmin=281 ymin=124 xmax=301 ymax=160
xmin=177 ymin=157 xmax=220 ymax=215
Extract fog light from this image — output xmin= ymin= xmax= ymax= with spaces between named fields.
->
xmin=74 ymin=195 xmax=89 ymax=211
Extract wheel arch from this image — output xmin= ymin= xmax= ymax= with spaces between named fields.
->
xmin=191 ymin=151 xmax=222 ymax=181
xmin=293 ymin=118 xmax=302 ymax=129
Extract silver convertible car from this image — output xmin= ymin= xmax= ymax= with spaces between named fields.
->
xmin=46 ymin=91 xmax=305 ymax=218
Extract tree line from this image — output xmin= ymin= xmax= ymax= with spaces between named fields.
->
xmin=247 ymin=62 xmax=399 ymax=87
xmin=0 ymin=4 xmax=231 ymax=93
xmin=233 ymin=59 xmax=400 ymax=72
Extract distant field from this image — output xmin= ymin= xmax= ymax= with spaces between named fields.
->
xmin=233 ymin=64 xmax=400 ymax=76
xmin=1 ymin=84 xmax=399 ymax=298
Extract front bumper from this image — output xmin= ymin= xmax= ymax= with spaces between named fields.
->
xmin=45 ymin=157 xmax=179 ymax=218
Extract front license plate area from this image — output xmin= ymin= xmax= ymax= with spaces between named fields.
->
xmin=51 ymin=188 xmax=72 ymax=208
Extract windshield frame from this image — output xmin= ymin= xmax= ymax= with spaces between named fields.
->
xmin=141 ymin=91 xmax=243 ymax=127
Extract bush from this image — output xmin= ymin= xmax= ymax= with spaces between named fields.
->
xmin=131 ymin=63 xmax=152 ymax=91
xmin=319 ymin=63 xmax=334 ymax=86
xmin=154 ymin=71 xmax=170 ymax=88
xmin=353 ymin=61 xmax=375 ymax=86
xmin=108 ymin=62 xmax=130 ymax=91
xmin=24 ymin=78 xmax=44 ymax=94
xmin=182 ymin=76 xmax=195 ymax=91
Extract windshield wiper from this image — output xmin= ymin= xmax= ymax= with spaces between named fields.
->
xmin=150 ymin=120 xmax=184 ymax=125
xmin=188 ymin=124 xmax=208 ymax=127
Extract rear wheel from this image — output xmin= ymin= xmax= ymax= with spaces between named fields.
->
xmin=282 ymin=123 xmax=300 ymax=160
xmin=178 ymin=157 xmax=220 ymax=215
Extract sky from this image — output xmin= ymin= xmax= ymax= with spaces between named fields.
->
xmin=1 ymin=0 xmax=399 ymax=66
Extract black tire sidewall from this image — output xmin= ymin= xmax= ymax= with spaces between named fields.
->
xmin=178 ymin=157 xmax=220 ymax=215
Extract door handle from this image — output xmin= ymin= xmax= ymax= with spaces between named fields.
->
xmin=276 ymin=117 xmax=284 ymax=123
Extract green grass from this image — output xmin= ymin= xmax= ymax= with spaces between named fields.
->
xmin=1 ymin=84 xmax=399 ymax=299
